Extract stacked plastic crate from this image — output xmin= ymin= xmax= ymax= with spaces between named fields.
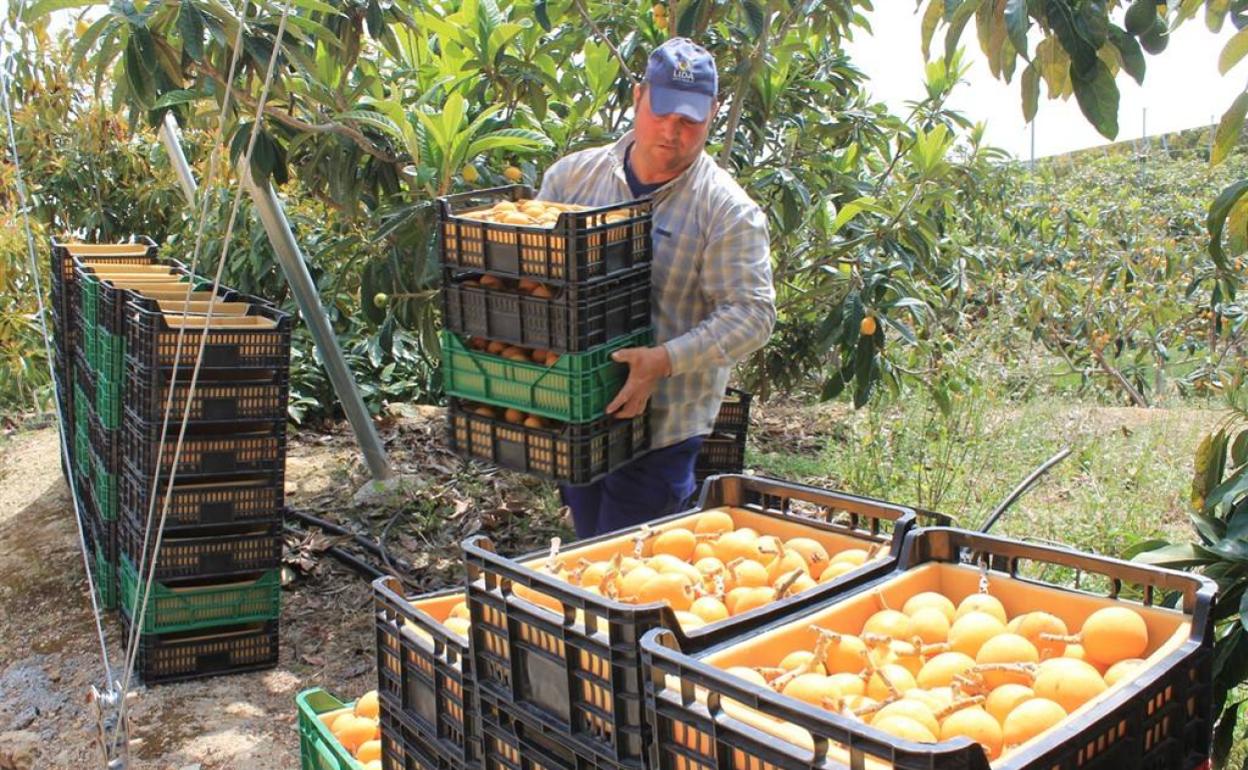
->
xmin=115 ymin=276 xmax=291 ymax=684
xmin=50 ymin=238 xmax=161 ymax=610
xmin=694 ymin=387 xmax=752 ymax=483
xmin=438 ymin=185 xmax=654 ymax=485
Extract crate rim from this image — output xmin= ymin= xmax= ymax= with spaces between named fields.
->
xmin=438 ymin=183 xmax=652 ymax=221
xmin=462 ymin=480 xmax=919 ymax=650
xmin=373 ymin=576 xmax=470 ymax=652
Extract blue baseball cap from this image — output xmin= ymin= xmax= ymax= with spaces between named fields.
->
xmin=643 ymin=38 xmax=718 ymax=122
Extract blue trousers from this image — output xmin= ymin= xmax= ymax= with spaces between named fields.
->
xmin=559 ymin=435 xmax=706 ymax=539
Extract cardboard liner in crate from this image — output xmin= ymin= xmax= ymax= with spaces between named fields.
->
xmin=448 ymin=399 xmax=648 ymax=486
xmin=119 ymin=470 xmax=283 ymax=532
xmin=442 ymin=265 xmax=652 ymax=355
xmin=441 ymin=329 xmax=648 ymax=423
xmin=119 ymin=515 xmax=281 ymax=581
xmin=120 ymin=553 xmax=280 ymax=635
xmin=123 ymin=617 xmax=279 ymax=685
xmin=373 ymin=577 xmax=476 ymax=767
xmin=122 ymin=418 xmax=287 ymax=480
xmin=125 ymin=298 xmax=291 ymax=372
xmin=462 ymin=476 xmax=920 ymax=769
xmin=50 ymin=237 xmax=158 ymax=313
xmin=124 ymin=366 xmax=289 ymax=426
xmin=439 ymin=185 xmax=652 ymax=284
xmin=640 ymin=527 xmax=1217 ymax=770
xmin=296 ymin=688 xmax=364 ymax=770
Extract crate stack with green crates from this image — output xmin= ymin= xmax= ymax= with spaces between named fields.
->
xmin=51 ymin=237 xmax=290 ymax=685
xmin=437 ymin=185 xmax=656 ymax=486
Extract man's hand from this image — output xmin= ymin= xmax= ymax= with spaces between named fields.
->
xmin=606 ymin=346 xmax=671 ymax=418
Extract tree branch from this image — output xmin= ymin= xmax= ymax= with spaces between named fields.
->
xmin=571 ymin=0 xmax=637 ymax=84
xmin=1091 ymin=345 xmax=1150 ymax=407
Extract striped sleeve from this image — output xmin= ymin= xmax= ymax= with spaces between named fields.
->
xmin=662 ymin=199 xmax=775 ymax=376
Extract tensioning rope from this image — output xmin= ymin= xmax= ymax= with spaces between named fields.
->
xmin=0 ymin=32 xmax=115 ymax=690
xmin=119 ymin=0 xmax=256 ymax=694
xmin=113 ymin=0 xmax=296 ymax=753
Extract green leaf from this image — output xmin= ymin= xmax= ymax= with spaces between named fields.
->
xmin=22 ymin=0 xmax=94 ymax=20
xmin=676 ymin=0 xmax=703 ymax=37
xmin=1122 ymin=538 xmax=1173 ymax=559
xmin=1110 ymin=27 xmax=1146 ymax=84
xmin=1208 ymin=180 xmax=1248 ymax=268
xmin=1021 ymin=63 xmax=1039 ymax=122
xmin=945 ymin=0 xmax=984 ymax=66
xmin=922 ymin=0 xmax=946 ymax=60
xmin=1241 ymin=593 xmax=1248 ymax=633
xmin=534 ymin=0 xmax=551 ymax=31
xmin=338 ymin=109 xmax=406 ymax=142
xmin=740 ymin=0 xmax=766 ymax=38
xmin=1208 ymin=469 xmax=1248 ymax=520
xmin=465 ymin=128 xmax=551 ymax=156
xmin=288 ymin=0 xmax=344 ymax=15
xmin=1071 ymin=59 xmax=1119 ymax=139
xmin=1220 ymin=28 xmax=1248 ymax=75
xmin=178 ymin=1 xmax=207 ymax=62
xmin=151 ymin=88 xmax=209 ymax=109
xmin=1214 ymin=700 xmax=1243 ymax=763
xmin=852 ymin=334 xmax=876 ymax=408
xmin=71 ymin=15 xmax=117 ymax=72
xmin=1213 ymin=92 xmax=1248 ymax=166
xmin=1208 ymin=0 xmax=1231 ymax=33
xmin=1074 ymin=0 xmax=1109 ymax=51
xmin=1005 ymin=0 xmax=1029 ymax=58
xmin=1131 ymin=542 xmax=1221 ymax=568
xmin=1233 ymin=430 xmax=1248 ymax=467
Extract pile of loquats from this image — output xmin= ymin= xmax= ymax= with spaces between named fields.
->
xmin=319 ymin=690 xmax=383 ymax=769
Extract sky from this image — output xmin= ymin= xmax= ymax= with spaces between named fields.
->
xmin=843 ymin=4 xmax=1245 ymax=160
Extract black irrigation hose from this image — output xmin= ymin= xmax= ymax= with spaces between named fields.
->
xmin=283 ymin=506 xmax=415 ymax=574
xmin=282 ymin=522 xmax=386 ymax=581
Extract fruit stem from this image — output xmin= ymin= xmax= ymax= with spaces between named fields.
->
xmin=935 ymin=695 xmax=986 ymax=720
xmin=1039 ymin=633 xmax=1081 ymax=644
xmin=775 ymin=569 xmax=804 ymax=598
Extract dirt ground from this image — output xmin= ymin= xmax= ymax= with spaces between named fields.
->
xmin=0 ymin=399 xmax=1218 ymax=769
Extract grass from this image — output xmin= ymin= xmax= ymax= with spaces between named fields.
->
xmin=748 ymin=394 xmax=1217 ymax=556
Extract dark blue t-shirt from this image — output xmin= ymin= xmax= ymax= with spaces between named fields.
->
xmin=624 ymin=146 xmax=664 ymax=198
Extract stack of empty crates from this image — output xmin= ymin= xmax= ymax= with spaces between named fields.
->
xmin=52 ymin=237 xmax=291 ymax=685
xmin=694 ymin=387 xmax=752 ymax=483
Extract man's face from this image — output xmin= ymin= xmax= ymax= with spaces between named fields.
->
xmin=631 ymin=84 xmax=716 ymax=182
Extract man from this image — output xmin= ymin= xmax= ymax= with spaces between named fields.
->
xmin=537 ymin=37 xmax=775 ymax=539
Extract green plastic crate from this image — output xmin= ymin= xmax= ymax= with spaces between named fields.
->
xmin=296 ymin=688 xmax=364 ymax=770
xmin=75 ymin=422 xmax=90 ymax=479
xmin=90 ymin=449 xmax=117 ymax=522
xmin=93 ymin=539 xmax=116 ymax=610
xmin=80 ymin=274 xmax=100 ymax=369
xmin=97 ymin=372 xmax=120 ymax=429
xmin=441 ymin=328 xmax=650 ymax=423
xmin=98 ymin=330 xmax=125 ymax=382
xmin=119 ymin=554 xmax=281 ymax=634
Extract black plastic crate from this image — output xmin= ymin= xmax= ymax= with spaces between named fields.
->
xmin=50 ymin=237 xmax=158 ymax=320
xmin=439 ymin=185 xmax=652 ymax=284
xmin=448 ymin=399 xmax=648 ymax=486
xmin=381 ymin=695 xmax=474 ymax=770
xmin=119 ymin=515 xmax=281 ymax=581
xmin=462 ymin=475 xmax=920 ymax=770
xmin=373 ymin=577 xmax=475 ymax=768
xmin=713 ymin=388 xmax=751 ymax=436
xmin=121 ymin=616 xmax=279 ymax=686
xmin=479 ymin=692 xmax=624 ymax=770
xmin=119 ymin=469 xmax=283 ymax=533
xmin=693 ymin=433 xmax=745 ymax=483
xmin=121 ymin=418 xmax=287 ymax=481
xmin=124 ymin=366 xmax=289 ymax=427
xmin=82 ymin=258 xmax=196 ymax=336
xmin=441 ymin=265 xmax=652 ymax=354
xmin=640 ymin=526 xmax=1216 ymax=770
xmin=124 ymin=297 xmax=291 ymax=373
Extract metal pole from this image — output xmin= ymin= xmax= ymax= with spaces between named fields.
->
xmin=240 ymin=162 xmax=395 ymax=480
xmin=159 ymin=114 xmax=198 ymax=205
xmin=156 ymin=115 xmax=394 ymax=480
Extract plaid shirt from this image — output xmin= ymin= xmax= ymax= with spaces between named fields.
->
xmin=538 ymin=131 xmax=775 ymax=449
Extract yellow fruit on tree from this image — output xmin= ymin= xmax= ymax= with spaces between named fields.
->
xmin=462 ymin=164 xmax=480 ymax=183
xmin=860 ymin=316 xmax=877 ymax=336
xmin=504 ymin=165 xmax=523 ymax=182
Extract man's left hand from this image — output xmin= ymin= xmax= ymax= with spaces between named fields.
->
xmin=605 ymin=346 xmax=671 ymax=418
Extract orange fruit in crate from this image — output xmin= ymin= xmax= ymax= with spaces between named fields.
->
xmin=916 ymin=651 xmax=975 ymax=689
xmin=637 ymin=572 xmax=695 ymax=611
xmin=829 ymin=548 xmax=868 ymax=567
xmin=863 ymin=609 xmax=912 ymax=640
xmin=1078 ymin=607 xmax=1148 ymax=667
xmin=975 ymin=633 xmax=1040 ymax=688
xmin=1015 ymin=611 xmax=1067 ymax=659
xmin=523 ymin=415 xmax=547 ymax=429
xmin=653 ymin=528 xmax=697 ymax=561
xmin=1032 ymin=658 xmax=1106 ymax=713
xmin=618 ymin=565 xmax=659 ymax=599
xmin=956 ymin=593 xmax=1008 ymax=624
xmin=909 ymin=606 xmax=951 ymax=644
xmin=766 ymin=549 xmax=809 ymax=584
xmin=827 ymin=672 xmax=866 ymax=697
xmin=445 ymin=617 xmax=471 ymax=638
xmin=902 ymin=591 xmax=957 ymax=623
xmin=1001 ymin=697 xmax=1066 ymax=748
xmin=693 ymin=508 xmax=735 ymax=535
xmin=948 ymin=611 xmax=1006 ymax=658
xmin=872 ymin=714 xmax=936 ymax=743
xmin=873 ymin=699 xmax=940 ymax=739
xmin=822 ymin=633 xmax=869 ymax=675
xmin=486 ymin=340 xmax=506 ymax=354
xmin=783 ymin=538 xmax=829 ymax=578
xmin=448 ymin=602 xmax=470 ymax=620
xmin=689 ymin=595 xmax=728 ymax=624
xmin=504 ymin=408 xmax=525 ymax=424
xmin=985 ymin=683 xmax=1035 ymax=725
xmin=363 ymin=762 xmax=383 ymax=770
xmin=817 ymin=561 xmax=858 ymax=583
xmin=354 ymin=691 xmax=379 ymax=720
xmin=1104 ymin=658 xmax=1144 ymax=687
xmin=332 ymin=714 xmax=377 ymax=754
xmin=356 ymin=739 xmax=382 ymax=763
xmin=866 ymin=663 xmax=915 ymax=701
xmin=728 ymin=559 xmax=769 ymax=589
xmin=780 ymin=673 xmax=839 ymax=707
xmin=940 ymin=706 xmax=1003 ymax=759
xmin=779 ymin=649 xmax=826 ymax=675
xmin=712 ymin=530 xmax=764 ymax=563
